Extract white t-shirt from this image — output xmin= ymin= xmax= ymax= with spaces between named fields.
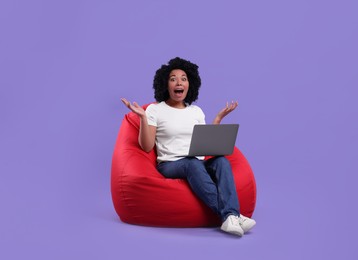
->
xmin=146 ymin=101 xmax=206 ymax=163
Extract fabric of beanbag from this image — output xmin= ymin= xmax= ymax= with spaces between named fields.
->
xmin=111 ymin=104 xmax=257 ymax=227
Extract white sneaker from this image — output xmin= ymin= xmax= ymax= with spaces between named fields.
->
xmin=238 ymin=214 xmax=256 ymax=233
xmin=221 ymin=215 xmax=244 ymax=237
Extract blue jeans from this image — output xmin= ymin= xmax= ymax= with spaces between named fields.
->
xmin=157 ymin=156 xmax=240 ymax=222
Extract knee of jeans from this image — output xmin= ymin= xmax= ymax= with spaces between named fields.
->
xmin=213 ymin=156 xmax=230 ymax=167
xmin=187 ymin=157 xmax=204 ymax=167
xmin=186 ymin=158 xmax=206 ymax=172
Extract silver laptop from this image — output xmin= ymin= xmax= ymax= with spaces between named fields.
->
xmin=177 ymin=124 xmax=239 ymax=157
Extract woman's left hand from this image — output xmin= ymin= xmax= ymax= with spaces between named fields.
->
xmin=213 ymin=101 xmax=239 ymax=124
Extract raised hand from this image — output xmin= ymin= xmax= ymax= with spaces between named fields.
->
xmin=121 ymin=98 xmax=146 ymax=118
xmin=213 ymin=101 xmax=239 ymax=124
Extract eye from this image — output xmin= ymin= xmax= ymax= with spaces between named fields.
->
xmin=182 ymin=77 xmax=187 ymax=81
xmin=170 ymin=77 xmax=176 ymax=82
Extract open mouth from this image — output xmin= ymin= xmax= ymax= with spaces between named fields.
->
xmin=174 ymin=89 xmax=184 ymax=94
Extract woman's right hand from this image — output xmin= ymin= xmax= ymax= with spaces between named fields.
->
xmin=121 ymin=98 xmax=156 ymax=152
xmin=121 ymin=98 xmax=146 ymax=118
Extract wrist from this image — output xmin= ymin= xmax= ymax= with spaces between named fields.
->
xmin=213 ymin=116 xmax=222 ymax=124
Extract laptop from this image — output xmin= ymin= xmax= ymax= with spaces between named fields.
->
xmin=177 ymin=124 xmax=239 ymax=157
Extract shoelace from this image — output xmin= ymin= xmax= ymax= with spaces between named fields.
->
xmin=239 ymin=217 xmax=247 ymax=225
xmin=232 ymin=215 xmax=247 ymax=225
xmin=230 ymin=215 xmax=245 ymax=226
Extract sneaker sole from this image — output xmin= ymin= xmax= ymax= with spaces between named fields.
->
xmin=220 ymin=227 xmax=244 ymax=237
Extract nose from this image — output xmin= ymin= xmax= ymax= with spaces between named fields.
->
xmin=176 ymin=79 xmax=182 ymax=86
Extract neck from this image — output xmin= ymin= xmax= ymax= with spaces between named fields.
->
xmin=165 ymin=99 xmax=186 ymax=109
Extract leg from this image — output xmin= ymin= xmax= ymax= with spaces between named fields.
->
xmin=205 ymin=157 xmax=256 ymax=234
xmin=205 ymin=156 xmax=240 ymax=221
xmin=157 ymin=157 xmax=220 ymax=215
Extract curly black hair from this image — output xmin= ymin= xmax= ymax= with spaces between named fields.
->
xmin=153 ymin=57 xmax=201 ymax=105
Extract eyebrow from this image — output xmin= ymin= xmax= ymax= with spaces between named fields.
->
xmin=169 ymin=74 xmax=187 ymax=77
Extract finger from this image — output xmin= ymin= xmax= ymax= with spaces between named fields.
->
xmin=132 ymin=102 xmax=140 ymax=108
xmin=121 ymin=98 xmax=130 ymax=107
xmin=230 ymin=101 xmax=238 ymax=110
xmin=229 ymin=101 xmax=234 ymax=109
xmin=225 ymin=101 xmax=235 ymax=112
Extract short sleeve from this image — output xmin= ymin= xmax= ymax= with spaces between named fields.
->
xmin=196 ymin=106 xmax=206 ymax=124
xmin=145 ymin=104 xmax=158 ymax=126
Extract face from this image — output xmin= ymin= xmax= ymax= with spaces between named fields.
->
xmin=167 ymin=69 xmax=189 ymax=105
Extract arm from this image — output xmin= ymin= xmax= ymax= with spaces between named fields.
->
xmin=138 ymin=115 xmax=156 ymax=152
xmin=121 ymin=98 xmax=156 ymax=152
xmin=212 ymin=101 xmax=239 ymax=124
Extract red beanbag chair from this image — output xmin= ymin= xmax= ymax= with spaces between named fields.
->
xmin=111 ymin=104 xmax=257 ymax=227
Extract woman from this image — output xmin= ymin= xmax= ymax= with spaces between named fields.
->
xmin=121 ymin=57 xmax=256 ymax=236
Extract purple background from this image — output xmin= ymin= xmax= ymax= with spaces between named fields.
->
xmin=1 ymin=0 xmax=357 ymax=259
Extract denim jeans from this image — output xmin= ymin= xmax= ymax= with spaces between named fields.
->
xmin=157 ymin=156 xmax=240 ymax=222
